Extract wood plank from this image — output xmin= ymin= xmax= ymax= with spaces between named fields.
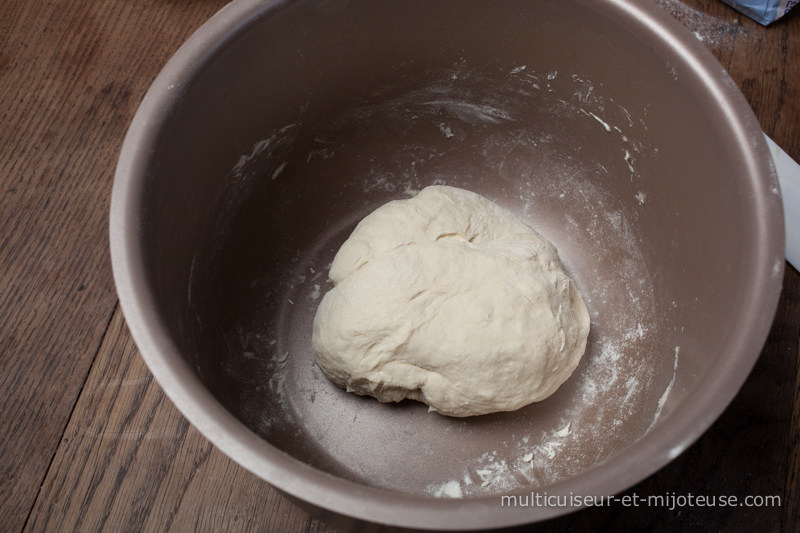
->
xmin=0 ymin=0 xmax=229 ymax=530
xmin=786 ymin=298 xmax=800 ymax=533
xmin=24 ymin=308 xmax=340 ymax=533
xmin=10 ymin=0 xmax=800 ymax=531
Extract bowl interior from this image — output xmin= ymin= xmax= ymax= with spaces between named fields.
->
xmin=125 ymin=0 xmax=780 ymax=515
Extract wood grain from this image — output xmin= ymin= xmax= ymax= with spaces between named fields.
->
xmin=1 ymin=0 xmax=799 ymax=531
xmin=24 ymin=308 xmax=339 ymax=533
xmin=0 ymin=0 xmax=229 ymax=530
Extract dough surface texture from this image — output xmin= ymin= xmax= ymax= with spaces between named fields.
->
xmin=312 ymin=185 xmax=590 ymax=417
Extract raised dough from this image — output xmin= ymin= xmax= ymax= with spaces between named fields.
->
xmin=312 ymin=185 xmax=590 ymax=417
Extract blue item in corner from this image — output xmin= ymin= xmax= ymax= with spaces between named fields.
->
xmin=718 ymin=0 xmax=797 ymax=25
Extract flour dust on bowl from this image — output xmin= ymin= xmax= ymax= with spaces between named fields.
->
xmin=109 ymin=0 xmax=783 ymax=530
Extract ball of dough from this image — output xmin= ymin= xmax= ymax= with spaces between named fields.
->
xmin=312 ymin=185 xmax=590 ymax=417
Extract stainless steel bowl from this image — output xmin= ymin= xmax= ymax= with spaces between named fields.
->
xmin=110 ymin=0 xmax=783 ymax=529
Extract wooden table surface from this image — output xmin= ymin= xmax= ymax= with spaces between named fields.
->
xmin=1 ymin=0 xmax=799 ymax=531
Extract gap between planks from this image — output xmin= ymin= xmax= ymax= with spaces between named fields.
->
xmin=21 ymin=305 xmax=341 ymax=532
xmin=19 ymin=299 xmax=119 ymax=533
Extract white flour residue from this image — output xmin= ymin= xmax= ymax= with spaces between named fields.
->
xmin=571 ymin=75 xmax=598 ymax=107
xmin=268 ymin=351 xmax=291 ymax=398
xmin=423 ymin=100 xmax=514 ymax=124
xmin=578 ymin=341 xmax=626 ymax=404
xmin=449 ymin=451 xmax=515 ymax=494
xmin=310 ymin=284 xmax=321 ymax=300
xmin=648 ymin=346 xmax=679 ymax=431
xmin=429 ymin=480 xmax=463 ymax=498
xmin=271 ymin=161 xmax=288 ymax=180
xmin=667 ymin=62 xmax=679 ymax=82
xmin=624 ymin=149 xmax=635 ymax=173
xmin=277 ymin=351 xmax=289 ymax=365
xmin=404 ymin=185 xmax=420 ymax=197
xmin=233 ymin=138 xmax=270 ymax=171
xmin=445 ymin=319 xmax=654 ymax=497
xmin=230 ymin=124 xmax=298 ymax=178
xmin=523 ymin=334 xmax=652 ymax=484
xmin=361 ymin=171 xmax=400 ymax=193
xmin=306 ymin=147 xmax=336 ymax=163
xmin=623 ymin=323 xmax=647 ymax=342
xmin=581 ymin=108 xmax=612 ymax=133
xmin=511 ymin=67 xmax=542 ymax=90
xmin=188 ymin=250 xmax=198 ymax=307
xmin=615 ymin=101 xmax=636 ymax=128
xmin=437 ymin=123 xmax=455 ymax=138
xmin=516 ymin=422 xmax=574 ymax=467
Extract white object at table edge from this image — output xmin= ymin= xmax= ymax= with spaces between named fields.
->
xmin=764 ymin=133 xmax=800 ymax=271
